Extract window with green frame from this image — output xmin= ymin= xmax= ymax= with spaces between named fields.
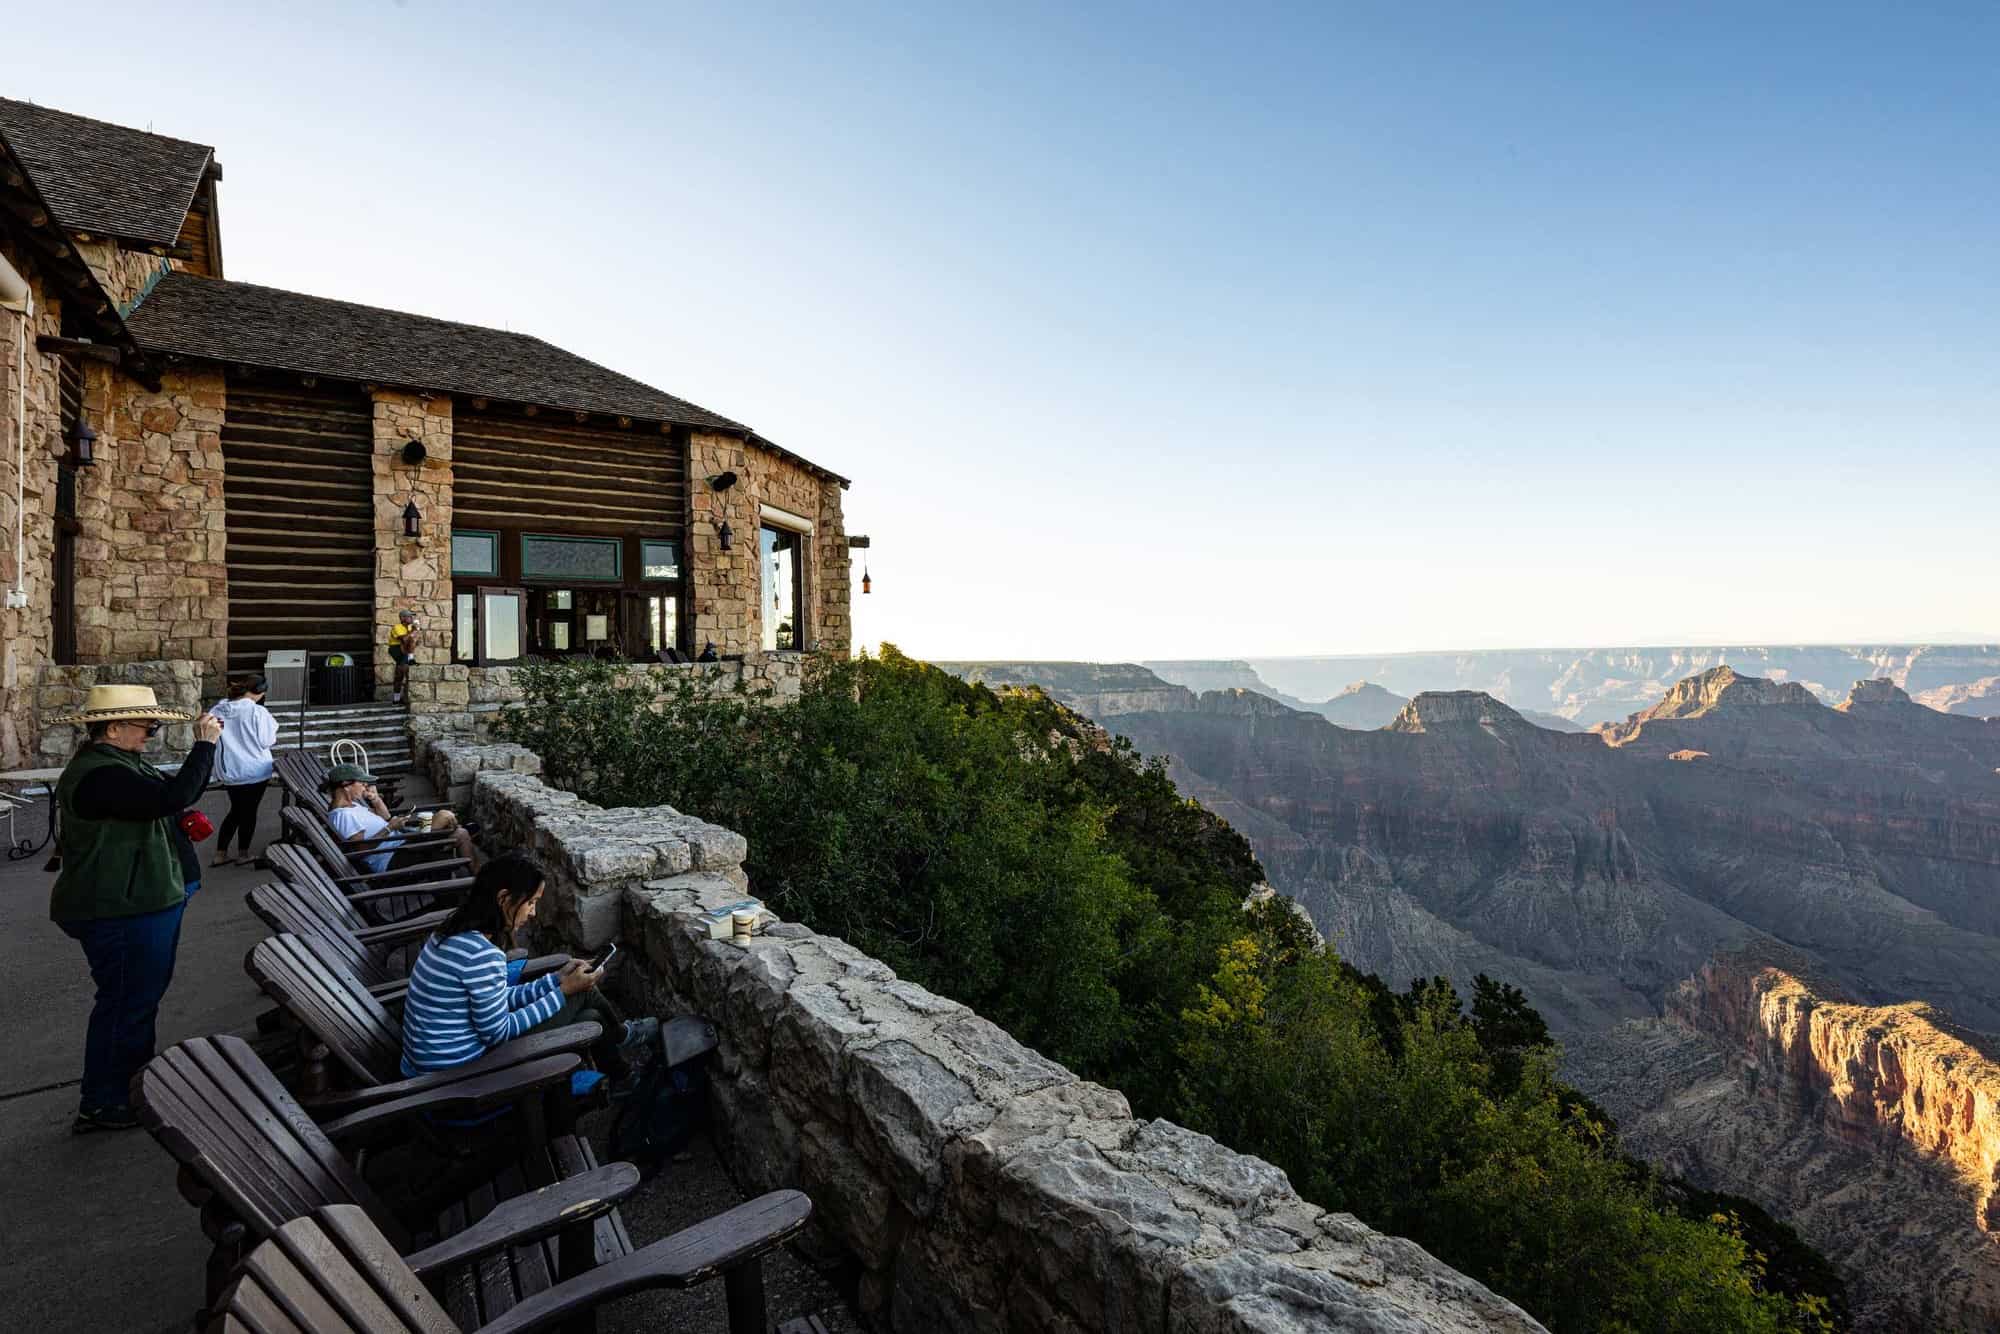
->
xmin=641 ymin=538 xmax=681 ymax=581
xmin=451 ymin=529 xmax=500 ymax=577
xmin=521 ymin=533 xmax=621 ymax=582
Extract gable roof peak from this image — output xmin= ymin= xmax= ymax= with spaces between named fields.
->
xmin=0 ymin=95 xmax=215 ymax=248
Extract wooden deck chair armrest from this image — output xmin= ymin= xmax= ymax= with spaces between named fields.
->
xmin=485 ymin=1021 xmax=603 ymax=1066
xmin=393 ymin=800 xmax=455 ymax=815
xmin=308 ymin=1026 xmax=599 ymax=1118
xmin=341 ymin=830 xmax=459 ymax=852
xmin=341 ymin=880 xmax=466 ymax=905
xmin=342 ymin=858 xmax=473 ymax=884
xmin=403 ymin=1162 xmax=642 ymax=1280
xmin=350 ymin=909 xmax=455 ymax=944
xmin=315 ymin=1053 xmax=580 ymax=1139
xmin=474 ymin=1190 xmax=815 ymax=1334
xmin=364 ymin=979 xmax=411 ymax=1004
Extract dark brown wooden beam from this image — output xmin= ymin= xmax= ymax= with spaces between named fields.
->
xmin=35 ymin=335 xmax=122 ymax=365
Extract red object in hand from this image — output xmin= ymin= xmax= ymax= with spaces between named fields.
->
xmin=178 ymin=809 xmax=214 ymax=842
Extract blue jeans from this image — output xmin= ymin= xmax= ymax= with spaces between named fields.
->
xmin=59 ymin=897 xmax=190 ymax=1111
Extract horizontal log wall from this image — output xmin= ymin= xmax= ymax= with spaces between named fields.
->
xmin=222 ymin=379 xmax=376 ymax=678
xmin=452 ymin=408 xmax=686 ymax=539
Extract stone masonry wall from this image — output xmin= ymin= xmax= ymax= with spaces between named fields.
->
xmin=74 ymin=363 xmax=227 ymax=682
xmin=688 ymin=432 xmax=850 ymax=658
xmin=447 ymin=740 xmax=1544 ymax=1334
xmin=71 ymin=239 xmax=172 ymax=317
xmin=0 ymin=239 xmax=63 ymax=767
xmin=406 ymin=655 xmax=806 ymax=752
xmin=33 ymin=658 xmax=205 ymax=765
xmin=371 ymin=390 xmax=453 ymax=697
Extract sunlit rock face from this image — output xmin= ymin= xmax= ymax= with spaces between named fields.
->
xmin=1580 ymin=952 xmax=2000 ymax=1331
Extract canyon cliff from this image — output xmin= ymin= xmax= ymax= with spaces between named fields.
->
xmin=1098 ymin=667 xmax=2000 ymax=1326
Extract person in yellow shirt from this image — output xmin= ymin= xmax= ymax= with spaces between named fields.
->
xmin=387 ymin=610 xmax=419 ymax=703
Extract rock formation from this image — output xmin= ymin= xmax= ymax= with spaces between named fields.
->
xmin=1917 ymin=675 xmax=2000 ymax=718
xmin=1573 ymin=948 xmax=2000 ymax=1330
xmin=1104 ymin=668 xmax=2000 ymax=1324
xmin=1316 ymin=680 xmax=1409 ymax=729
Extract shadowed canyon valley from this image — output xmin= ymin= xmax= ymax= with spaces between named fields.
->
xmin=944 ymin=649 xmax=2000 ymax=1330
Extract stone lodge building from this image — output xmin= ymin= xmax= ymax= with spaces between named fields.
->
xmin=0 ymin=96 xmax=852 ymax=768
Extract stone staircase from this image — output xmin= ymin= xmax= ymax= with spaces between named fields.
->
xmin=270 ymin=700 xmax=413 ymax=774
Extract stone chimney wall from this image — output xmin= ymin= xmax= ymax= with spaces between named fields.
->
xmin=445 ymin=739 xmax=1544 ymax=1334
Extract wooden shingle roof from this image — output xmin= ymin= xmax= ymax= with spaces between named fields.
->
xmin=127 ymin=271 xmax=757 ymax=434
xmin=0 ymin=97 xmax=213 ymax=248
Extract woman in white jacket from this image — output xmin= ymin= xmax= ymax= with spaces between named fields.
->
xmin=209 ymin=674 xmax=279 ymax=866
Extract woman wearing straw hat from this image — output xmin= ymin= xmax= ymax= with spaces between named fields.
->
xmin=49 ymin=684 xmax=222 ymax=1133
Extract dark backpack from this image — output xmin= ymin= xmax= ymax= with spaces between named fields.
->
xmin=610 ymin=1015 xmax=717 ymax=1176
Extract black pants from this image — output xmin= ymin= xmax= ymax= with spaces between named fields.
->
xmin=215 ymin=780 xmax=268 ymax=854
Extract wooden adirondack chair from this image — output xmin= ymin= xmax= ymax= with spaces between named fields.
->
xmin=277 ymin=749 xmax=432 ymax=820
xmin=243 ymin=933 xmax=595 ymax=1110
xmin=246 ymin=880 xmax=470 ymax=1000
xmin=212 ymin=1197 xmax=813 ymax=1334
xmin=283 ymin=805 xmax=466 ymax=874
xmin=136 ymin=1032 xmax=585 ymax=1309
xmin=263 ymin=841 xmax=471 ymax=926
xmin=139 ymin=1036 xmax=809 ymax=1329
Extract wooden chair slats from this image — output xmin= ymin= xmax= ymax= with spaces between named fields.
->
xmin=261 ymin=1207 xmax=423 ymax=1334
xmin=143 ymin=1051 xmax=323 ymax=1236
xmin=198 ymin=1036 xmax=386 ymax=1224
xmin=486 ymin=1160 xmax=557 ymax=1313
xmin=223 ymin=1281 xmax=320 ymax=1334
xmin=551 ymin=1133 xmax=631 ymax=1267
xmin=220 ymin=1205 xmax=458 ymax=1334
xmin=248 ymin=881 xmax=395 ymax=987
xmin=248 ymin=935 xmax=404 ymax=1086
xmin=433 ymin=1196 xmax=480 ymax=1333
xmin=137 ymin=1035 xmax=398 ymax=1249
xmin=236 ymin=1242 xmax=365 ymax=1334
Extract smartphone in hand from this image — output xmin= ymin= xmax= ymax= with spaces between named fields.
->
xmin=589 ymin=943 xmax=619 ymax=972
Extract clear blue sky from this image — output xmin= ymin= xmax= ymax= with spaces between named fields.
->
xmin=13 ymin=3 xmax=1998 ymax=658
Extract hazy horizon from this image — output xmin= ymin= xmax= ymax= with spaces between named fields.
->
xmin=12 ymin=3 xmax=1998 ymax=660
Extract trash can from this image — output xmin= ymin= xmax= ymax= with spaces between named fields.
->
xmin=313 ymin=654 xmax=360 ymax=706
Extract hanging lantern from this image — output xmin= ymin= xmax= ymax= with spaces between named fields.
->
xmin=72 ymin=421 xmax=97 ymax=467
xmin=718 ymin=519 xmax=733 ymax=552
xmin=862 ymin=564 xmax=872 ymax=595
xmin=402 ymin=498 xmax=422 ymax=539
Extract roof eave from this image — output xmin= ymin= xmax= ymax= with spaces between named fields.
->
xmin=0 ymin=130 xmax=160 ymax=389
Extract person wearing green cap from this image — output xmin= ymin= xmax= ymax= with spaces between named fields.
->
xmin=322 ymin=764 xmax=477 ymax=873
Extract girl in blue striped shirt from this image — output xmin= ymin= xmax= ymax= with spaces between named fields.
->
xmin=400 ymin=851 xmax=653 ymax=1081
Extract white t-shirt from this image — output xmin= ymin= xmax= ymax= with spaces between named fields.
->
xmin=325 ymin=804 xmax=400 ymax=874
xmin=209 ymin=697 xmax=278 ymax=785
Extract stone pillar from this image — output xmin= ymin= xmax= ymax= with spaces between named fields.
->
xmin=77 ymin=364 xmax=228 ymax=683
xmin=0 ymin=258 xmax=61 ymax=765
xmin=370 ymin=390 xmax=453 ymax=699
xmin=813 ymin=475 xmax=851 ymax=658
xmin=688 ymin=431 xmax=754 ymax=655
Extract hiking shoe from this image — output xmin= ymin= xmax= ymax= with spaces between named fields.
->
xmin=618 ymin=1016 xmax=661 ymax=1056
xmin=72 ymin=1105 xmax=141 ymax=1134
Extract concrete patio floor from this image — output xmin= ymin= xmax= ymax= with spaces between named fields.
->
xmin=0 ymin=770 xmax=859 ymax=1333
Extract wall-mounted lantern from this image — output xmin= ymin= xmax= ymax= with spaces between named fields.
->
xmin=848 ymin=533 xmax=871 ymax=593
xmin=400 ymin=438 xmax=427 ymax=466
xmin=71 ymin=421 xmax=97 ymax=468
xmin=718 ymin=519 xmax=733 ymax=552
xmin=402 ymin=498 xmax=422 ymax=539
